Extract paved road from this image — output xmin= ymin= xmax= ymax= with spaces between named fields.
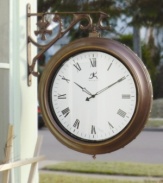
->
xmin=39 ymin=128 xmax=163 ymax=164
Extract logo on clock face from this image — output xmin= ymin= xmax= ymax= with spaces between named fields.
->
xmin=89 ymin=72 xmax=98 ymax=81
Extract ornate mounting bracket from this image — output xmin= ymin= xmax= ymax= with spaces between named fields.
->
xmin=27 ymin=3 xmax=110 ymax=86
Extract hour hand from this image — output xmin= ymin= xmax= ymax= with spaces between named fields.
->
xmin=74 ymin=82 xmax=92 ymax=96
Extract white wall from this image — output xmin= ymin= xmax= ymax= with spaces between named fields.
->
xmin=0 ymin=0 xmax=38 ymax=182
xmin=0 ymin=1 xmax=11 ymax=182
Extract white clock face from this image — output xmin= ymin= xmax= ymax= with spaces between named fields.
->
xmin=50 ymin=51 xmax=137 ymax=142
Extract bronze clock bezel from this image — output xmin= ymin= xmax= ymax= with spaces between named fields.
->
xmin=39 ymin=37 xmax=153 ymax=155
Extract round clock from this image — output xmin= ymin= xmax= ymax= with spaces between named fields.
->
xmin=39 ymin=37 xmax=153 ymax=155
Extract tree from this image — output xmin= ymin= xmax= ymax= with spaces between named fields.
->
xmin=116 ymin=32 xmax=161 ymax=98
xmin=155 ymin=65 xmax=163 ymax=98
xmin=37 ymin=0 xmax=121 ymax=40
xmin=118 ymin=0 xmax=163 ymax=58
xmin=122 ymin=0 xmax=163 ymax=27
xmin=141 ymin=43 xmax=160 ymax=97
xmin=118 ymin=0 xmax=163 ymax=56
xmin=37 ymin=0 xmax=163 ymax=98
xmin=115 ymin=34 xmax=133 ymax=48
xmin=120 ymin=0 xmax=163 ymax=98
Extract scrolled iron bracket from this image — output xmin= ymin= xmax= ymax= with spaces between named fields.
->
xmin=27 ymin=3 xmax=110 ymax=86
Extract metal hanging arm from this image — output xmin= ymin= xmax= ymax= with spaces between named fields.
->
xmin=27 ymin=3 xmax=110 ymax=86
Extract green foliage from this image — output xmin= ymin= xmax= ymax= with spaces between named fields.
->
xmin=37 ymin=0 xmax=120 ymax=14
xmin=141 ymin=43 xmax=160 ymax=96
xmin=116 ymin=33 xmax=161 ymax=98
xmin=150 ymin=98 xmax=163 ymax=118
xmin=155 ymin=65 xmax=163 ymax=98
xmin=142 ymin=44 xmax=156 ymax=82
xmin=122 ymin=0 xmax=163 ymax=27
xmin=115 ymin=34 xmax=133 ymax=48
xmin=37 ymin=0 xmax=163 ymax=31
xmin=38 ymin=0 xmax=83 ymax=12
xmin=146 ymin=119 xmax=163 ymax=128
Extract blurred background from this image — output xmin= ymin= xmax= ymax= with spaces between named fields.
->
xmin=37 ymin=1 xmax=163 ymax=182
xmin=37 ymin=0 xmax=163 ymax=127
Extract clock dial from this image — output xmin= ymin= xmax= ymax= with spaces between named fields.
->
xmin=39 ymin=37 xmax=152 ymax=154
xmin=50 ymin=51 xmax=137 ymax=142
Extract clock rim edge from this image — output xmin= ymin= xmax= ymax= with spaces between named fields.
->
xmin=39 ymin=37 xmax=153 ymax=155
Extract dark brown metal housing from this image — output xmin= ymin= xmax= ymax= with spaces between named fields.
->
xmin=39 ymin=37 xmax=153 ymax=155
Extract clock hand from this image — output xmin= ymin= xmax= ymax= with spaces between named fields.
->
xmin=74 ymin=82 xmax=93 ymax=96
xmin=86 ymin=76 xmax=126 ymax=101
xmin=96 ymin=76 xmax=126 ymax=95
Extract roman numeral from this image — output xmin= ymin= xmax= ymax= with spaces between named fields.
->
xmin=62 ymin=107 xmax=70 ymax=117
xmin=91 ymin=125 xmax=96 ymax=134
xmin=73 ymin=119 xmax=80 ymax=129
xmin=90 ymin=58 xmax=96 ymax=67
xmin=73 ymin=62 xmax=81 ymax=71
xmin=58 ymin=94 xmax=66 ymax=99
xmin=59 ymin=75 xmax=70 ymax=83
xmin=122 ymin=94 xmax=131 ymax=99
xmin=117 ymin=109 xmax=126 ymax=118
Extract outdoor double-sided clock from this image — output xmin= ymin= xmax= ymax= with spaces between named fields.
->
xmin=39 ymin=37 xmax=153 ymax=155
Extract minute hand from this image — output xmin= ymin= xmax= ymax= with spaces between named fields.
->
xmin=96 ymin=76 xmax=126 ymax=95
xmin=86 ymin=76 xmax=126 ymax=101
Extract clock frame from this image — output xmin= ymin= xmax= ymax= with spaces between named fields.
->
xmin=39 ymin=37 xmax=153 ymax=155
